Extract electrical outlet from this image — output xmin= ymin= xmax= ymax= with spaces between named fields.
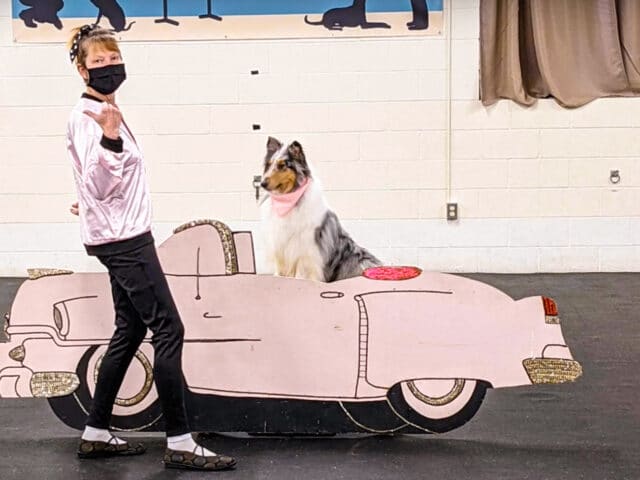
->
xmin=447 ymin=203 xmax=458 ymax=221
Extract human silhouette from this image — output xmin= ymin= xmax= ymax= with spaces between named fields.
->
xmin=407 ymin=0 xmax=429 ymax=30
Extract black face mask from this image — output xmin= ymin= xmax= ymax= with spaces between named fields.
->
xmin=87 ymin=63 xmax=126 ymax=95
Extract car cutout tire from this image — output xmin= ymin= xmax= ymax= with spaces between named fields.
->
xmin=87 ymin=344 xmax=158 ymax=415
xmin=48 ymin=345 xmax=164 ymax=432
xmin=386 ymin=378 xmax=490 ymax=433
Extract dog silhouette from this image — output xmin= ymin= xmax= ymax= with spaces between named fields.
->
xmin=18 ymin=0 xmax=64 ymax=30
xmin=304 ymin=0 xmax=390 ymax=30
xmin=90 ymin=0 xmax=135 ymax=32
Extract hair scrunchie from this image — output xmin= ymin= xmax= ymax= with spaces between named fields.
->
xmin=69 ymin=24 xmax=98 ymax=63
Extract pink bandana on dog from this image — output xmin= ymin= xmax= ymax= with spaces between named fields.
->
xmin=270 ymin=179 xmax=311 ymax=217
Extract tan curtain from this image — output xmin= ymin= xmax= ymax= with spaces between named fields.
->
xmin=480 ymin=0 xmax=640 ymax=108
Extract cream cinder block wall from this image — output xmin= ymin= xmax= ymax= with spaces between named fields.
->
xmin=0 ymin=0 xmax=638 ymax=276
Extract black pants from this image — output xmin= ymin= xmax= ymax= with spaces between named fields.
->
xmin=87 ymin=242 xmax=190 ymax=437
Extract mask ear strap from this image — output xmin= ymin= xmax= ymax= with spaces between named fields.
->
xmin=69 ymin=24 xmax=97 ymax=64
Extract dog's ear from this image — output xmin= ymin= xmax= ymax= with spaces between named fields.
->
xmin=288 ymin=141 xmax=305 ymax=161
xmin=266 ymin=137 xmax=282 ymax=157
xmin=289 ymin=141 xmax=311 ymax=177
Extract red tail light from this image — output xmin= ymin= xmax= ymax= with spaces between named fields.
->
xmin=542 ymin=297 xmax=558 ymax=316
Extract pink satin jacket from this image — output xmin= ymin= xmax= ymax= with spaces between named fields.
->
xmin=67 ymin=95 xmax=152 ymax=247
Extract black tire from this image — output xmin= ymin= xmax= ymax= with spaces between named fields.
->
xmin=47 ymin=394 xmax=88 ymax=431
xmin=387 ymin=379 xmax=490 ymax=433
xmin=48 ymin=346 xmax=163 ymax=432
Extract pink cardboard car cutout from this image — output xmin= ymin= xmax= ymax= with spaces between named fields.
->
xmin=0 ymin=220 xmax=582 ymax=434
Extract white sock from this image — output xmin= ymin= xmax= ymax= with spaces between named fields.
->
xmin=167 ymin=433 xmax=216 ymax=456
xmin=81 ymin=425 xmax=126 ymax=445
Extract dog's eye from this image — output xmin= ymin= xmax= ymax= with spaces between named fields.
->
xmin=277 ymin=162 xmax=286 ymax=170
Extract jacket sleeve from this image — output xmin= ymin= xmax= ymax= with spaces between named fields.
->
xmin=67 ymin=112 xmax=126 ymax=201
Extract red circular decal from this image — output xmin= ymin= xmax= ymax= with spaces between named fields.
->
xmin=363 ymin=266 xmax=423 ymax=281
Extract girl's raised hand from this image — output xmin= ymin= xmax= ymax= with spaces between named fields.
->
xmin=83 ymin=103 xmax=121 ymax=140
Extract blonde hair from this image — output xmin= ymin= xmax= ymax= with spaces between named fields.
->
xmin=67 ymin=26 xmax=121 ymax=67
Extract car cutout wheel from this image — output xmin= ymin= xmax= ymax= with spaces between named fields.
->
xmin=89 ymin=346 xmax=156 ymax=413
xmin=405 ymin=379 xmax=468 ymax=411
xmin=387 ymin=378 xmax=490 ymax=433
xmin=48 ymin=346 xmax=163 ymax=432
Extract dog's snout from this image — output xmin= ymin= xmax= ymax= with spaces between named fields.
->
xmin=260 ymin=179 xmax=269 ymax=189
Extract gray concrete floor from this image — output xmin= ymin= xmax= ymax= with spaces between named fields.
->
xmin=0 ymin=274 xmax=638 ymax=480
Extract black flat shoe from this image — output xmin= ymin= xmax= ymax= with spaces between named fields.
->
xmin=163 ymin=447 xmax=236 ymax=471
xmin=77 ymin=437 xmax=146 ymax=459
